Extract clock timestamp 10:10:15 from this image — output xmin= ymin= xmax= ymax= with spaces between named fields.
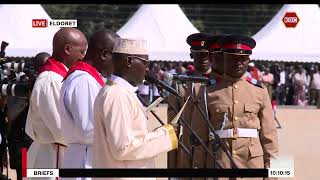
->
xmin=268 ymin=168 xmax=294 ymax=177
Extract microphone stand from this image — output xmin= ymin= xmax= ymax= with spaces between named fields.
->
xmin=180 ymin=82 xmax=238 ymax=169
xmin=136 ymin=94 xmax=191 ymax=155
xmin=153 ymin=84 xmax=223 ymax=169
xmin=203 ymin=84 xmax=220 ymax=180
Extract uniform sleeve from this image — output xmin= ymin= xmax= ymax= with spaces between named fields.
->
xmin=103 ymin=91 xmax=178 ymax=161
xmin=63 ymin=76 xmax=100 ymax=144
xmin=27 ymin=75 xmax=65 ymax=145
xmin=258 ymin=86 xmax=279 ymax=168
xmin=166 ymin=83 xmax=182 ymax=168
xmin=167 ymin=86 xmax=181 ymax=124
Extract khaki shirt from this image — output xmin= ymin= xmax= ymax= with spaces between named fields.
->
xmin=190 ymin=70 xmax=224 ymax=170
xmin=167 ymin=70 xmax=218 ymax=169
xmin=205 ymin=74 xmax=279 ymax=170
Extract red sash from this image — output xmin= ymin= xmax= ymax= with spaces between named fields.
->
xmin=64 ymin=60 xmax=105 ymax=87
xmin=38 ymin=57 xmax=68 ymax=78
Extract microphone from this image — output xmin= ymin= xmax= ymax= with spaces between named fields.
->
xmin=167 ymin=74 xmax=210 ymax=83
xmin=145 ymin=74 xmax=182 ymax=98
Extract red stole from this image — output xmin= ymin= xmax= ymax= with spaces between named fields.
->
xmin=64 ymin=60 xmax=105 ymax=87
xmin=38 ymin=57 xmax=68 ymax=78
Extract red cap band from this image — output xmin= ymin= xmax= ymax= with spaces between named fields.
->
xmin=210 ymin=43 xmax=221 ymax=49
xmin=191 ymin=41 xmax=205 ymax=46
xmin=223 ymin=43 xmax=252 ymax=51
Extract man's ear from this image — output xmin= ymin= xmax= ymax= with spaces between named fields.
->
xmin=100 ymin=49 xmax=109 ymax=61
xmin=65 ymin=44 xmax=71 ymax=55
xmin=125 ymin=56 xmax=132 ymax=68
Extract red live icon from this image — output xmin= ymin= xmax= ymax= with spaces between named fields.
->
xmin=282 ymin=12 xmax=300 ymax=28
xmin=32 ymin=19 xmax=47 ymax=28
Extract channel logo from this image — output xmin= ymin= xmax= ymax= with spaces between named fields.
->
xmin=32 ymin=19 xmax=77 ymax=28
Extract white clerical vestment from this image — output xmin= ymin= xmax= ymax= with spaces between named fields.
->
xmin=25 ymin=57 xmax=68 ymax=180
xmin=93 ymin=75 xmax=178 ymax=180
xmin=59 ymin=61 xmax=104 ymax=180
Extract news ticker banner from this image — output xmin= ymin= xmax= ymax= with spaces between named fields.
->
xmin=22 ymin=148 xmax=294 ymax=178
xmin=32 ymin=19 xmax=77 ymax=28
xmin=26 ymin=168 xmax=294 ymax=178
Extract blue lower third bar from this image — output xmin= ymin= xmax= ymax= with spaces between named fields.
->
xmin=59 ymin=169 xmax=268 ymax=178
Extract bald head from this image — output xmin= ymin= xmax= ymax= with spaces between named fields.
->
xmin=52 ymin=27 xmax=88 ymax=68
xmin=53 ymin=27 xmax=87 ymax=51
xmin=34 ymin=52 xmax=50 ymax=70
xmin=85 ymin=29 xmax=120 ymax=58
xmin=85 ymin=29 xmax=120 ymax=77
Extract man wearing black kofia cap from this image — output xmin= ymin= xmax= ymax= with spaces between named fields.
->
xmin=201 ymin=35 xmax=279 ymax=175
xmin=167 ymin=33 xmax=218 ymax=171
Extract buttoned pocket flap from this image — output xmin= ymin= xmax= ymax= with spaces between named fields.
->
xmin=248 ymin=140 xmax=264 ymax=157
xmin=244 ymin=104 xmax=254 ymax=113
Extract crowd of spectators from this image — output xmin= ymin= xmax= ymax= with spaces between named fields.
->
xmin=139 ymin=61 xmax=320 ymax=107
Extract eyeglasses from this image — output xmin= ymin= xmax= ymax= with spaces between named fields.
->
xmin=127 ymin=55 xmax=150 ymax=66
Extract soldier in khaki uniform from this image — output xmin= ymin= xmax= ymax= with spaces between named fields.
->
xmin=167 ymin=33 xmax=215 ymax=171
xmin=186 ymin=35 xmax=230 ymax=172
xmin=200 ymin=35 xmax=226 ymax=171
xmin=204 ymin=35 xmax=278 ymax=179
xmin=205 ymin=35 xmax=226 ymax=81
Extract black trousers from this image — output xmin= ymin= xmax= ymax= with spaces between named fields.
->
xmin=8 ymin=140 xmax=31 ymax=180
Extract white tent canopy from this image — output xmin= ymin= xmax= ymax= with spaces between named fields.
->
xmin=117 ymin=4 xmax=199 ymax=62
xmin=0 ymin=5 xmax=59 ymax=57
xmin=251 ymin=4 xmax=320 ymax=63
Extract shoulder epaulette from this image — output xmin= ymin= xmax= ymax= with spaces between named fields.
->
xmin=245 ymin=76 xmax=263 ymax=88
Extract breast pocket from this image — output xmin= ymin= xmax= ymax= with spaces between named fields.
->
xmin=244 ymin=103 xmax=260 ymax=118
xmin=209 ymin=104 xmax=229 ymax=129
xmin=248 ymin=138 xmax=264 ymax=158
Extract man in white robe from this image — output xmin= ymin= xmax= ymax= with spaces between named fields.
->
xmin=25 ymin=28 xmax=87 ymax=178
xmin=93 ymin=38 xmax=178 ymax=180
xmin=59 ymin=30 xmax=119 ymax=179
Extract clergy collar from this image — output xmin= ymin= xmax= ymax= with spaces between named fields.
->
xmin=110 ymin=75 xmax=139 ymax=93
